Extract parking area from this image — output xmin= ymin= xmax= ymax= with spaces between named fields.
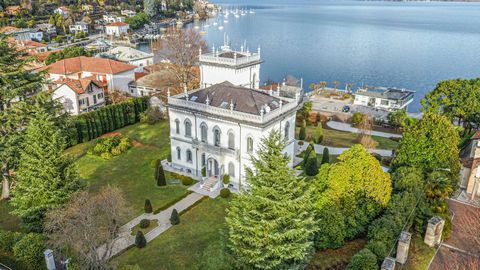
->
xmin=309 ymin=95 xmax=390 ymax=119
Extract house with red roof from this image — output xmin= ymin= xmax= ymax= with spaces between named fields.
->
xmin=460 ymin=131 xmax=480 ymax=200
xmin=52 ymin=77 xmax=106 ymax=115
xmin=54 ymin=6 xmax=70 ymax=17
xmin=5 ymin=5 xmax=21 ymax=16
xmin=105 ymin=22 xmax=129 ymax=37
xmin=15 ymin=40 xmax=48 ymax=54
xmin=41 ymin=56 xmax=137 ymax=94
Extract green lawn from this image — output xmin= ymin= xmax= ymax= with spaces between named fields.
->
xmin=307 ymin=238 xmax=366 ymax=270
xmin=67 ymin=121 xmax=192 ymax=218
xmin=297 ymin=126 xmax=399 ymax=150
xmin=112 ymin=197 xmax=231 ymax=270
xmin=402 ymin=234 xmax=436 ymax=270
xmin=296 ymin=150 xmax=339 ymax=164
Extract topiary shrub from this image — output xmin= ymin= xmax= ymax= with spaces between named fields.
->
xmin=298 ymin=120 xmax=306 ymax=140
xmin=135 ymin=231 xmax=146 ymax=248
xmin=156 ymin=162 xmax=167 ymax=186
xmin=170 ymin=209 xmax=180 ymax=225
xmin=201 ymin=166 xmax=206 ymax=177
xmin=181 ymin=176 xmax=194 ymax=186
xmin=313 ymin=123 xmax=323 ymax=144
xmin=346 ymin=248 xmax=377 ymax=270
xmin=220 ymin=188 xmax=231 ymax=198
xmin=321 ymin=147 xmax=330 ymax=164
xmin=144 ymin=199 xmax=153 ymax=213
xmin=223 ymin=174 xmax=230 ymax=185
xmin=139 ymin=219 xmax=150 ymax=229
xmin=351 ymin=112 xmax=365 ymax=127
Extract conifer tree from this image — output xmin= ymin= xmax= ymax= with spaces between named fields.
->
xmin=10 ymin=106 xmax=83 ymax=231
xmin=313 ymin=123 xmax=323 ymax=144
xmin=135 ymin=231 xmax=147 ymax=248
xmin=226 ymin=130 xmax=316 ymax=269
xmin=321 ymin=147 xmax=330 ymax=164
xmin=156 ymin=163 xmax=167 ymax=186
xmin=298 ymin=119 xmax=307 ymax=140
xmin=170 ymin=209 xmax=180 ymax=225
xmin=144 ymin=199 xmax=153 ymax=213
xmin=305 ymin=143 xmax=319 ymax=176
xmin=303 ymin=142 xmax=314 ymax=166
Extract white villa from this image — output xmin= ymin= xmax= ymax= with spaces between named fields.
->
xmin=353 ymin=87 xmax=415 ymax=111
xmin=105 ymin=22 xmax=129 ymax=37
xmin=199 ymin=39 xmax=262 ymax=89
xmin=168 ymin=82 xmax=300 ymax=190
xmin=52 ymin=77 xmax=106 ymax=115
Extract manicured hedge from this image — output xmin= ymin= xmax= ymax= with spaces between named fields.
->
xmin=68 ymin=97 xmax=149 ymax=145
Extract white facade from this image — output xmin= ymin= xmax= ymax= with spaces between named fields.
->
xmin=353 ymin=87 xmax=415 ymax=111
xmin=104 ymin=46 xmax=154 ymax=72
xmin=54 ymin=7 xmax=70 ymax=17
xmin=103 ymin=14 xmax=126 ymax=23
xmin=106 ymin=23 xmax=129 ymax=37
xmin=69 ymin=22 xmax=89 ymax=34
xmin=168 ymin=84 xmax=299 ymax=190
xmin=121 ymin=10 xmax=136 ymax=17
xmin=52 ymin=82 xmax=106 ymax=115
xmin=199 ymin=44 xmax=262 ymax=89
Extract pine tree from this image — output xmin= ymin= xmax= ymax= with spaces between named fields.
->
xmin=304 ymin=144 xmax=319 ymax=176
xmin=170 ymin=209 xmax=180 ymax=225
xmin=10 ymin=106 xmax=83 ymax=232
xmin=135 ymin=231 xmax=147 ymax=248
xmin=144 ymin=199 xmax=153 ymax=213
xmin=321 ymin=147 xmax=330 ymax=164
xmin=226 ymin=130 xmax=316 ymax=269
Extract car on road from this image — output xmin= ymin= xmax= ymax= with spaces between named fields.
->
xmin=342 ymin=105 xmax=351 ymax=113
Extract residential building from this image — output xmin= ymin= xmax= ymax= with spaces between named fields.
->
xmin=5 ymin=5 xmax=21 ymax=16
xmin=460 ymin=131 xmax=480 ymax=200
xmin=353 ymin=87 xmax=415 ymax=111
xmin=54 ymin=6 xmax=70 ymax=17
xmin=121 ymin=9 xmax=136 ymax=17
xmin=105 ymin=22 xmax=129 ymax=37
xmin=15 ymin=40 xmax=48 ymax=54
xmin=128 ymin=69 xmax=176 ymax=97
xmin=101 ymin=46 xmax=154 ymax=71
xmin=168 ymin=81 xmax=300 ymax=190
xmin=69 ymin=22 xmax=89 ymax=35
xmin=36 ymin=23 xmax=57 ymax=36
xmin=199 ymin=41 xmax=262 ymax=89
xmin=52 ymin=77 xmax=106 ymax=115
xmin=41 ymin=56 xmax=136 ymax=94
xmin=0 ymin=27 xmax=42 ymax=41
xmin=103 ymin=14 xmax=125 ymax=23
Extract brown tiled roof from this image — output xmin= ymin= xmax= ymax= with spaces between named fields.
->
xmin=107 ymin=22 xmax=129 ymax=27
xmin=56 ymin=77 xmax=105 ymax=94
xmin=41 ymin=56 xmax=136 ymax=75
xmin=180 ymin=81 xmax=287 ymax=116
xmin=35 ymin=51 xmax=55 ymax=62
xmin=16 ymin=40 xmax=47 ymax=49
xmin=260 ymin=83 xmax=279 ymax=91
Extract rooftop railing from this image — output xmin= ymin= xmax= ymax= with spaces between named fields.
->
xmin=199 ymin=52 xmax=261 ymax=67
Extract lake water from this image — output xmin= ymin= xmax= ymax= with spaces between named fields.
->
xmin=188 ymin=0 xmax=480 ymax=112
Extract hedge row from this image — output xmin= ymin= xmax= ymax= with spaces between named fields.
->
xmin=68 ymin=97 xmax=149 ymax=145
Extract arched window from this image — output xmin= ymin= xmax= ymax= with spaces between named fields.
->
xmin=201 ymin=153 xmax=206 ymax=166
xmin=247 ymin=137 xmax=253 ymax=153
xmin=176 ymin=147 xmax=181 ymax=160
xmin=284 ymin=121 xmax=290 ymax=141
xmin=200 ymin=123 xmax=208 ymax=143
xmin=184 ymin=119 xmax=192 ymax=137
xmin=228 ymin=162 xmax=235 ymax=177
xmin=175 ymin=119 xmax=180 ymax=134
xmin=213 ymin=128 xmax=221 ymax=147
xmin=186 ymin=149 xmax=192 ymax=162
xmin=228 ymin=131 xmax=235 ymax=149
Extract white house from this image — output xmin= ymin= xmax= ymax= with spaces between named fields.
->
xmin=41 ymin=56 xmax=137 ymax=94
xmin=36 ymin=23 xmax=57 ymax=36
xmin=52 ymin=77 xmax=106 ymax=115
xmin=69 ymin=22 xmax=89 ymax=35
xmin=199 ymin=41 xmax=262 ymax=89
xmin=105 ymin=22 xmax=129 ymax=37
xmin=168 ymin=81 xmax=301 ymax=191
xmin=103 ymin=46 xmax=154 ymax=72
xmin=103 ymin=14 xmax=126 ymax=23
xmin=0 ymin=27 xmax=42 ymax=41
xmin=121 ymin=10 xmax=136 ymax=17
xmin=54 ymin=6 xmax=70 ymax=17
xmin=353 ymin=87 xmax=415 ymax=111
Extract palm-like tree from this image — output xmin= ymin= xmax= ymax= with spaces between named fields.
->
xmin=333 ymin=80 xmax=339 ymax=92
xmin=319 ymin=81 xmax=327 ymax=92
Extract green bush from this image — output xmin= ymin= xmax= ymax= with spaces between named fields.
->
xmin=90 ymin=135 xmax=131 ymax=159
xmin=0 ymin=230 xmax=24 ymax=253
xmin=135 ymin=231 xmax=147 ymax=248
xmin=321 ymin=147 xmax=330 ymax=164
xmin=201 ymin=166 xmax=206 ymax=177
xmin=298 ymin=140 xmax=304 ymax=145
xmin=352 ymin=112 xmax=365 ymax=127
xmin=100 ymin=152 xmax=113 ymax=160
xmin=12 ymin=233 xmax=46 ymax=270
xmin=156 ymin=162 xmax=167 ymax=186
xmin=223 ymin=174 xmax=230 ymax=185
xmin=313 ymin=123 xmax=323 ymax=144
xmin=139 ymin=219 xmax=150 ymax=228
xmin=170 ymin=209 xmax=180 ymax=225
xmin=298 ymin=119 xmax=306 ymax=140
xmin=304 ymin=143 xmax=318 ymax=176
xmin=170 ymin=172 xmax=195 ymax=186
xmin=144 ymin=199 xmax=153 ymax=213
xmin=346 ymin=248 xmax=377 ymax=270
xmin=220 ymin=188 xmax=231 ymax=198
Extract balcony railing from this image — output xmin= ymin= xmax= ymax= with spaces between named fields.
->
xmin=199 ymin=53 xmax=261 ymax=67
xmin=192 ymin=138 xmax=239 ymax=158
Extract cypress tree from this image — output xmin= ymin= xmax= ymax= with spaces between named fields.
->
xmin=298 ymin=119 xmax=307 ymax=140
xmin=303 ymin=143 xmax=314 ymax=166
xmin=305 ymin=145 xmax=319 ymax=176
xmin=313 ymin=123 xmax=323 ymax=144
xmin=321 ymin=147 xmax=330 ymax=164
xmin=156 ymin=163 xmax=167 ymax=186
xmin=226 ymin=130 xmax=316 ymax=269
xmin=144 ymin=199 xmax=153 ymax=213
xmin=10 ymin=107 xmax=83 ymax=231
xmin=170 ymin=209 xmax=180 ymax=225
xmin=135 ymin=231 xmax=147 ymax=248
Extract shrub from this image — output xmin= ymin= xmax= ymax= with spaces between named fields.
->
xmin=100 ymin=152 xmax=113 ymax=160
xmin=298 ymin=120 xmax=306 ymax=140
xmin=170 ymin=209 xmax=180 ymax=225
xmin=223 ymin=174 xmax=230 ymax=185
xmin=346 ymin=248 xmax=377 ymax=270
xmin=0 ymin=230 xmax=24 ymax=253
xmin=156 ymin=163 xmax=167 ymax=186
xmin=139 ymin=219 xmax=150 ymax=228
xmin=12 ymin=233 xmax=46 ymax=270
xmin=321 ymin=147 xmax=330 ymax=164
xmin=304 ymin=144 xmax=318 ymax=176
xmin=313 ymin=123 xmax=323 ymax=144
xmin=135 ymin=231 xmax=146 ymax=248
xmin=201 ymin=166 xmax=206 ymax=177
xmin=181 ymin=176 xmax=194 ymax=186
xmin=220 ymin=188 xmax=231 ymax=198
xmin=90 ymin=135 xmax=131 ymax=159
xmin=298 ymin=140 xmax=304 ymax=146
xmin=140 ymin=106 xmax=164 ymax=125
xmin=150 ymin=159 xmax=158 ymax=168
xmin=144 ymin=199 xmax=153 ymax=213
xmin=352 ymin=112 xmax=365 ymax=127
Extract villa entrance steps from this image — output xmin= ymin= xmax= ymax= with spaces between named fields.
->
xmin=201 ymin=176 xmax=219 ymax=192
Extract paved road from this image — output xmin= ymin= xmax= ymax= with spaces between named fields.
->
xmin=326 ymin=121 xmax=402 ymax=138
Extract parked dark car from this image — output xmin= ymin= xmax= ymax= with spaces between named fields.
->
xmin=342 ymin=105 xmax=351 ymax=113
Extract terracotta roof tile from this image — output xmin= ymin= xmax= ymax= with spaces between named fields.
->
xmin=107 ymin=22 xmax=129 ymax=27
xmin=56 ymin=77 xmax=105 ymax=94
xmin=41 ymin=56 xmax=136 ymax=75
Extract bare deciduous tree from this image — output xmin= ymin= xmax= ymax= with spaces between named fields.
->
xmin=152 ymin=27 xmax=207 ymax=92
xmin=44 ymin=186 xmax=131 ymax=270
xmin=356 ymin=116 xmax=378 ymax=150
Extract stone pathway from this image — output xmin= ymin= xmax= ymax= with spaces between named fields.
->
xmin=295 ymin=140 xmax=393 ymax=158
xmin=326 ymin=121 xmax=402 ymax=138
xmin=97 ymin=192 xmax=204 ymax=259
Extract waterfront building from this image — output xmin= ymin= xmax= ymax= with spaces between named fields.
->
xmin=199 ymin=40 xmax=262 ymax=89
xmin=353 ymin=87 xmax=414 ymax=111
xmin=167 ymin=81 xmax=300 ymax=190
xmin=41 ymin=56 xmax=136 ymax=94
xmin=52 ymin=77 xmax=106 ymax=115
xmin=105 ymin=22 xmax=130 ymax=37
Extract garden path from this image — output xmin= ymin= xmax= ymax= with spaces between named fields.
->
xmin=326 ymin=121 xmax=402 ymax=138
xmin=295 ymin=140 xmax=393 ymax=158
